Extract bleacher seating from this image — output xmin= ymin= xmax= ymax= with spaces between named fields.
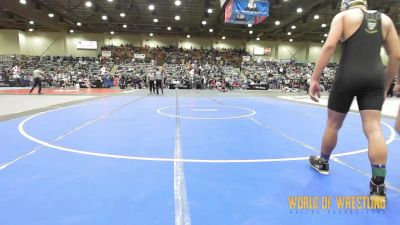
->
xmin=0 ymin=47 xmax=342 ymax=92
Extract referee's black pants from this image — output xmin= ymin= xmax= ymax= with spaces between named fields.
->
xmin=149 ymin=80 xmax=155 ymax=93
xmin=156 ymin=79 xmax=163 ymax=95
xmin=30 ymin=77 xmax=42 ymax=94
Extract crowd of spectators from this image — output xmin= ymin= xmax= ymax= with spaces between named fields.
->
xmin=112 ymin=61 xmax=241 ymax=91
xmin=241 ymin=60 xmax=337 ymax=92
xmin=0 ymin=55 xmax=115 ymax=88
xmin=1 ymin=45 xmax=395 ymax=95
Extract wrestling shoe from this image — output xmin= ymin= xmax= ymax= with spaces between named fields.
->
xmin=309 ymin=155 xmax=329 ymax=175
xmin=370 ymin=180 xmax=386 ymax=201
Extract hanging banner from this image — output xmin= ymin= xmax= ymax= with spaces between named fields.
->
xmin=253 ymin=47 xmax=272 ymax=56
xmin=225 ymin=0 xmax=235 ymax=23
xmin=225 ymin=0 xmax=268 ymax=25
xmin=76 ymin=41 xmax=98 ymax=50
xmin=234 ymin=0 xmax=270 ymax=16
xmin=253 ymin=47 xmax=264 ymax=56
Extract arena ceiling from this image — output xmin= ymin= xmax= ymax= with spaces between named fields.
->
xmin=0 ymin=0 xmax=399 ymax=42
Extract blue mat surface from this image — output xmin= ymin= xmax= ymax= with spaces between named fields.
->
xmin=0 ymin=93 xmax=398 ymax=225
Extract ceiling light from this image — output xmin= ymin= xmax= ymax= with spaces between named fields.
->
xmin=20 ymin=0 xmax=27 ymax=5
xmin=175 ymin=15 xmax=180 ymax=21
xmin=70 ymin=29 xmax=74 ymax=33
xmin=110 ymin=31 xmax=115 ymax=35
xmin=167 ymin=26 xmax=172 ymax=30
xmin=153 ymin=18 xmax=159 ymax=23
xmin=148 ymin=4 xmax=155 ymax=11
xmin=287 ymin=32 xmax=292 ymax=35
xmin=28 ymin=28 xmax=34 ymax=32
xmin=321 ymin=40 xmax=325 ymax=43
xmin=283 ymin=0 xmax=289 ymax=2
xmin=297 ymin=8 xmax=303 ymax=13
xmin=207 ymin=8 xmax=213 ymax=14
xmin=256 ymin=37 xmax=260 ymax=41
xmin=29 ymin=21 xmax=34 ymax=25
xmin=324 ymin=33 xmax=328 ymax=37
xmin=209 ymin=28 xmax=213 ymax=32
xmin=150 ymin=33 xmax=154 ymax=37
xmin=202 ymin=20 xmax=207 ymax=25
xmin=175 ymin=0 xmax=181 ymax=6
xmin=248 ymin=24 xmax=252 ymax=28
xmin=187 ymin=34 xmax=190 ymax=38
xmin=107 ymin=0 xmax=114 ymax=2
xmin=289 ymin=39 xmax=293 ymax=42
xmin=249 ymin=30 xmax=253 ymax=34
xmin=77 ymin=22 xmax=82 ymax=26
xmin=321 ymin=23 xmax=327 ymax=28
xmin=48 ymin=13 xmax=55 ymax=18
xmin=314 ymin=15 xmax=320 ymax=20
xmin=222 ymin=36 xmax=226 ymax=40
xmin=123 ymin=24 xmax=128 ymax=28
xmin=85 ymin=1 xmax=92 ymax=7
xmin=102 ymin=15 xmax=108 ymax=20
xmin=275 ymin=20 xmax=280 ymax=26
xmin=291 ymin=25 xmax=296 ymax=29
xmin=120 ymin=12 xmax=126 ymax=17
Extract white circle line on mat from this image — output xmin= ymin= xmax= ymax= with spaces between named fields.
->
xmin=157 ymin=104 xmax=257 ymax=120
xmin=18 ymin=105 xmax=396 ymax=163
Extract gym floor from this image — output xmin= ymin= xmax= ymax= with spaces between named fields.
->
xmin=1 ymin=88 xmax=399 ymax=225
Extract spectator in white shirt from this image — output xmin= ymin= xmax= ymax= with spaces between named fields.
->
xmin=100 ymin=66 xmax=107 ymax=76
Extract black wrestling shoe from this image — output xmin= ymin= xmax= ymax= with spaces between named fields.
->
xmin=370 ymin=180 xmax=386 ymax=201
xmin=309 ymin=155 xmax=329 ymax=175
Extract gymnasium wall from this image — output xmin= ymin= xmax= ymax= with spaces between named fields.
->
xmin=104 ymin=33 xmax=141 ymax=47
xmin=142 ymin=35 xmax=177 ymax=48
xmin=0 ymin=29 xmax=395 ymax=64
xmin=277 ymin=42 xmax=308 ymax=62
xmin=19 ymin=31 xmax=66 ymax=56
xmin=213 ymin=38 xmax=247 ymax=50
xmin=0 ymin=30 xmax=21 ymax=55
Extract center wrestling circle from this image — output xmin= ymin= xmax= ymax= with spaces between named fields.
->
xmin=18 ymin=104 xmax=396 ymax=163
xmin=157 ymin=104 xmax=257 ymax=120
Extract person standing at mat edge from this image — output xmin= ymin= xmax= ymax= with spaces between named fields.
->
xmin=30 ymin=66 xmax=45 ymax=94
xmin=308 ymin=0 xmax=400 ymax=200
xmin=155 ymin=68 xmax=164 ymax=95
xmin=148 ymin=70 xmax=155 ymax=94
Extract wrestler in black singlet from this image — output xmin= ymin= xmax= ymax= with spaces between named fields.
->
xmin=328 ymin=10 xmax=385 ymax=113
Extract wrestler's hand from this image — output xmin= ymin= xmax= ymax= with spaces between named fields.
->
xmin=309 ymin=80 xmax=321 ymax=102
